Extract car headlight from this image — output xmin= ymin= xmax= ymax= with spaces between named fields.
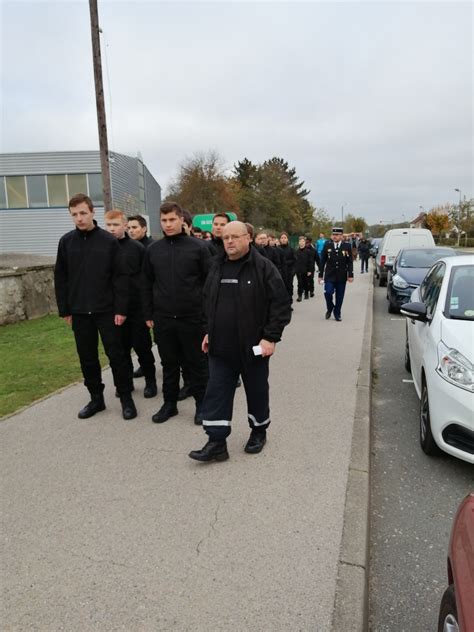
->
xmin=437 ymin=341 xmax=474 ymax=392
xmin=392 ymin=274 xmax=409 ymax=289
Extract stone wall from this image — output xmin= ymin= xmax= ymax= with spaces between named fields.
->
xmin=0 ymin=265 xmax=57 ymax=325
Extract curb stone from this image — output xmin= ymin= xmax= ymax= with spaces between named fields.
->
xmin=331 ymin=269 xmax=373 ymax=631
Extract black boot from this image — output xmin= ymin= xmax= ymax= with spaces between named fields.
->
xmin=296 ymin=295 xmax=302 ymax=302
xmin=133 ymin=366 xmax=144 ymax=379
xmin=177 ymin=384 xmax=192 ymax=401
xmin=194 ymin=403 xmax=203 ymax=425
xmin=152 ymin=402 xmax=178 ymax=423
xmin=244 ymin=429 xmax=267 ymax=454
xmin=310 ymin=291 xmax=314 ymax=297
xmin=304 ymin=292 xmax=309 ymax=300
xmin=78 ymin=394 xmax=106 ymax=419
xmin=143 ymin=378 xmax=158 ymax=399
xmin=120 ymin=394 xmax=137 ymax=420
xmin=189 ymin=440 xmax=229 ymax=462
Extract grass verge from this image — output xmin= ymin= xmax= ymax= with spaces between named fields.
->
xmin=0 ymin=315 xmax=107 ymax=418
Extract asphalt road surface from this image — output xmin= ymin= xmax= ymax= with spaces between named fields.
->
xmin=369 ymin=282 xmax=472 ymax=631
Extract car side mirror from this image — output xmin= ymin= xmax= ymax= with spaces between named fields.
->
xmin=400 ymin=301 xmax=429 ymax=323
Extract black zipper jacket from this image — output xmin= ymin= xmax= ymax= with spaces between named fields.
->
xmin=294 ymin=247 xmax=313 ymax=275
xmin=203 ymin=247 xmax=291 ymax=363
xmin=118 ymin=233 xmax=145 ymax=312
xmin=141 ymin=233 xmax=211 ymax=320
xmin=279 ymin=244 xmax=297 ymax=282
xmin=54 ymin=223 xmax=128 ymax=317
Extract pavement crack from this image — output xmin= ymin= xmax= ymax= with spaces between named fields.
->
xmin=196 ymin=503 xmax=220 ymax=557
xmin=68 ymin=549 xmax=133 ymax=569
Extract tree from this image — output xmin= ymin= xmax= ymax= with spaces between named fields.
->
xmin=425 ymin=210 xmax=451 ymax=239
xmin=166 ymin=150 xmax=239 ymax=214
xmin=343 ymin=214 xmax=367 ymax=234
xmin=311 ymin=207 xmax=333 ymax=238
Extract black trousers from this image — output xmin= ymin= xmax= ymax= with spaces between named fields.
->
xmin=296 ymin=272 xmax=310 ymax=296
xmin=72 ymin=313 xmax=133 ymax=396
xmin=119 ymin=311 xmax=155 ymax=380
xmin=201 ymin=354 xmax=270 ymax=442
xmin=284 ymin=273 xmax=294 ymax=301
xmin=308 ymin=271 xmax=315 ymax=293
xmin=360 ymin=256 xmax=369 ymax=272
xmin=153 ymin=316 xmax=208 ymax=404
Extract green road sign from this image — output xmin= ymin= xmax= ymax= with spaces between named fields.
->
xmin=192 ymin=213 xmax=237 ymax=230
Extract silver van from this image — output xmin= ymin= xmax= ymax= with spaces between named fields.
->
xmin=375 ymin=228 xmax=435 ymax=286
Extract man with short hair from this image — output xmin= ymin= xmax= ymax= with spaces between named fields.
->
xmin=318 ymin=227 xmax=354 ymax=321
xmin=142 ymin=202 xmax=210 ymax=424
xmin=54 ymin=194 xmax=137 ymax=420
xmin=207 ymin=212 xmax=230 ymax=256
xmin=104 ymin=210 xmax=157 ymax=398
xmin=128 ymin=214 xmax=154 ymax=247
xmin=189 ymin=221 xmax=291 ymax=463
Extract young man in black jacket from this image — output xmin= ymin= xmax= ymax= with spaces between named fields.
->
xmin=189 ymin=221 xmax=291 ymax=463
xmin=54 ymin=194 xmax=137 ymax=420
xmin=104 ymin=210 xmax=157 ymax=398
xmin=294 ymin=236 xmax=313 ymax=301
xmin=142 ymin=202 xmax=211 ymax=424
xmin=279 ymin=232 xmax=297 ymax=301
xmin=128 ymin=214 xmax=154 ymax=248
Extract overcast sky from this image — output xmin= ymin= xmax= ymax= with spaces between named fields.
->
xmin=1 ymin=0 xmax=472 ymax=224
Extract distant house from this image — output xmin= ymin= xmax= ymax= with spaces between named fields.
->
xmin=0 ymin=150 xmax=161 ymax=256
xmin=410 ymin=211 xmax=427 ymax=229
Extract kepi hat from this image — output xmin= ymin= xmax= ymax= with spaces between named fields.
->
xmin=331 ymin=227 xmax=343 ymax=235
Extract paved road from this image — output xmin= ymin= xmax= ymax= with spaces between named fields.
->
xmin=369 ymin=284 xmax=472 ymax=631
xmin=1 ymin=273 xmax=371 ymax=631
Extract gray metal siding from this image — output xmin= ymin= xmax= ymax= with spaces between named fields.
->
xmin=0 ymin=152 xmax=102 ymax=176
xmin=0 ymin=207 xmax=105 ymax=256
xmin=144 ymin=165 xmax=162 ymax=237
xmin=110 ymin=152 xmax=140 ymax=214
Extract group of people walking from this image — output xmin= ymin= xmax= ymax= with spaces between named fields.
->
xmin=55 ymin=194 xmax=357 ymax=462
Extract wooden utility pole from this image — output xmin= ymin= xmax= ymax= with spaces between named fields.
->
xmin=89 ymin=0 xmax=112 ymax=211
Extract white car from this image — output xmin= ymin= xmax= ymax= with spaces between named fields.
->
xmin=401 ymin=255 xmax=474 ymax=464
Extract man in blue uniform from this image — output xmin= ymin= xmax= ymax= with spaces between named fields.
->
xmin=318 ymin=227 xmax=354 ymax=321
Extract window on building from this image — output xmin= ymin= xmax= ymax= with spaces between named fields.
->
xmin=26 ymin=175 xmax=48 ymax=208
xmin=0 ymin=177 xmax=7 ymax=209
xmin=88 ymin=173 xmax=103 ymax=205
xmin=47 ymin=175 xmax=68 ymax=206
xmin=6 ymin=176 xmax=27 ymax=208
xmin=67 ymin=174 xmax=88 ymax=198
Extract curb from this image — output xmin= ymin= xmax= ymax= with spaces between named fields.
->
xmin=331 ymin=270 xmax=373 ymax=631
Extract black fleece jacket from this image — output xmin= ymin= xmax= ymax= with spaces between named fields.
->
xmin=294 ymin=247 xmax=313 ymax=275
xmin=141 ymin=233 xmax=211 ymax=320
xmin=118 ymin=233 xmax=145 ymax=312
xmin=54 ymin=223 xmax=128 ymax=317
xmin=203 ymin=247 xmax=291 ymax=363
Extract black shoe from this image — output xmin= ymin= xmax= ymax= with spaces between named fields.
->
xmin=177 ymin=384 xmax=192 ymax=401
xmin=78 ymin=395 xmax=106 ymax=419
xmin=189 ymin=440 xmax=229 ymax=462
xmin=325 ymin=311 xmax=332 ymax=320
xmin=115 ymin=385 xmax=135 ymax=398
xmin=133 ymin=367 xmax=144 ymax=379
xmin=120 ymin=395 xmax=137 ymax=420
xmin=194 ymin=409 xmax=203 ymax=425
xmin=244 ymin=429 xmax=267 ymax=454
xmin=335 ymin=315 xmax=342 ymax=322
xmin=296 ymin=295 xmax=302 ymax=302
xmin=152 ymin=402 xmax=178 ymax=424
xmin=304 ymin=293 xmax=309 ymax=300
xmin=310 ymin=291 xmax=314 ymax=297
xmin=143 ymin=379 xmax=158 ymax=399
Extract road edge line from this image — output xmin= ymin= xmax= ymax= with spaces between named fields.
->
xmin=331 ymin=269 xmax=373 ymax=632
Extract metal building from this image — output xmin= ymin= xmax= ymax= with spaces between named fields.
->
xmin=0 ymin=150 xmax=161 ymax=256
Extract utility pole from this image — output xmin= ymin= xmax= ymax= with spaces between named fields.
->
xmin=454 ymin=188 xmax=462 ymax=246
xmin=89 ymin=0 xmax=112 ymax=211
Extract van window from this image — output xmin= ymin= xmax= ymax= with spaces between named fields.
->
xmin=387 ymin=234 xmax=405 ymax=255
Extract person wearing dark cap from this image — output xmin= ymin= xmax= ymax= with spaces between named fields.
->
xmin=318 ymin=227 xmax=353 ymax=321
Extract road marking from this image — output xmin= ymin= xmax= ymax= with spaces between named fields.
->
xmin=402 ymin=379 xmax=414 ymax=383
xmin=391 ymin=318 xmax=405 ymax=321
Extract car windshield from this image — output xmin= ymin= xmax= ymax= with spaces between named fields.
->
xmin=446 ymin=265 xmax=474 ymax=320
xmin=398 ymin=249 xmax=454 ymax=268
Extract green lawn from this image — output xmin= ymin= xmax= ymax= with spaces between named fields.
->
xmin=0 ymin=315 xmax=107 ymax=418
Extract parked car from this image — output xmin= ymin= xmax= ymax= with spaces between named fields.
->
xmin=369 ymin=237 xmax=382 ymax=258
xmin=401 ymin=255 xmax=474 ymax=464
xmin=386 ymin=247 xmax=457 ymax=313
xmin=438 ymin=492 xmax=474 ymax=632
xmin=376 ymin=228 xmax=435 ymax=287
